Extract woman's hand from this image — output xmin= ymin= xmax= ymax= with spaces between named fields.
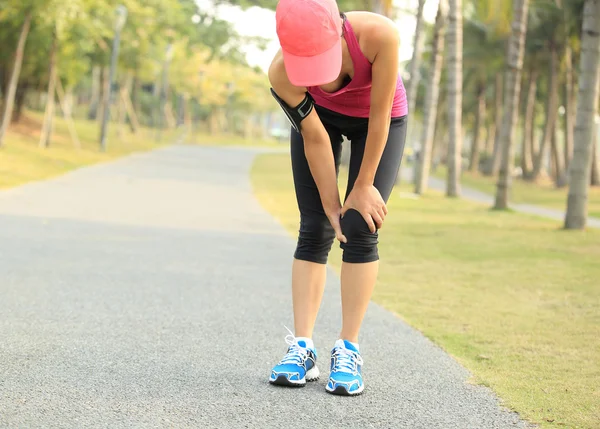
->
xmin=341 ymin=184 xmax=387 ymax=233
xmin=325 ymin=205 xmax=347 ymax=244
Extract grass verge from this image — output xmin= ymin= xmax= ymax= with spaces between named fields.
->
xmin=432 ymin=165 xmax=600 ymax=219
xmin=0 ymin=111 xmax=179 ymax=189
xmin=0 ymin=110 xmax=281 ymax=190
xmin=251 ymin=152 xmax=600 ymax=429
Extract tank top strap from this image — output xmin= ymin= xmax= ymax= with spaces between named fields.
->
xmin=342 ymin=16 xmax=372 ymax=75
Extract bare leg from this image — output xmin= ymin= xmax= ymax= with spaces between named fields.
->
xmin=292 ymin=259 xmax=327 ymax=338
xmin=337 ymin=116 xmax=408 ymax=344
xmin=339 ymin=261 xmax=378 ymax=343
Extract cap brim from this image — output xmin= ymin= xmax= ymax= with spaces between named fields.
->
xmin=281 ymin=40 xmax=342 ymax=88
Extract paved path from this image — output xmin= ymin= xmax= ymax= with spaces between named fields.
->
xmin=0 ymin=146 xmax=530 ymax=428
xmin=400 ymin=166 xmax=600 ymax=228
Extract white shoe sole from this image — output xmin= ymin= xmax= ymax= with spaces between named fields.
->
xmin=326 ymin=381 xmax=365 ymax=396
xmin=305 ymin=366 xmax=320 ymax=382
xmin=270 ymin=366 xmax=320 ymax=387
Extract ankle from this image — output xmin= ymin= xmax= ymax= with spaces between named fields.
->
xmin=338 ymin=336 xmax=360 ymax=352
xmin=295 ymin=336 xmax=315 ymax=350
xmin=339 ymin=332 xmax=359 ymax=344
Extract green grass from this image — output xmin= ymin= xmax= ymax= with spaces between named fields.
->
xmin=0 ymin=111 xmax=178 ymax=189
xmin=251 ymin=152 xmax=600 ymax=429
xmin=432 ymin=165 xmax=600 ymax=219
xmin=0 ymin=110 xmax=280 ymax=190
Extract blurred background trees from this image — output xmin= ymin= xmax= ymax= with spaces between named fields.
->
xmin=0 ymin=0 xmax=281 ymax=149
xmin=0 ymin=0 xmax=598 ymax=227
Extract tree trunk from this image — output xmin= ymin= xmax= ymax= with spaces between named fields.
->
xmin=0 ymin=12 xmax=32 ymax=147
xmin=407 ymin=0 xmax=427 ymax=115
xmin=123 ymin=72 xmax=135 ymax=133
xmin=494 ymin=0 xmax=530 ymax=209
xmin=12 ymin=82 xmax=29 ymax=123
xmin=522 ymin=68 xmax=538 ymax=177
xmin=469 ymin=84 xmax=485 ymax=172
xmin=484 ymin=73 xmax=504 ymax=175
xmin=64 ymin=86 xmax=74 ymax=119
xmin=88 ymin=65 xmax=101 ymax=120
xmin=133 ymin=73 xmax=142 ymax=124
xmin=486 ymin=122 xmax=496 ymax=156
xmin=98 ymin=66 xmax=110 ymax=131
xmin=564 ymin=44 xmax=575 ymax=173
xmin=551 ymin=119 xmax=567 ymax=187
xmin=55 ymin=77 xmax=81 ymax=149
xmin=415 ymin=0 xmax=447 ymax=194
xmin=531 ymin=43 xmax=560 ymax=181
xmin=117 ymin=78 xmax=126 ymax=140
xmin=591 ymin=130 xmax=600 ymax=186
xmin=565 ymin=0 xmax=600 ymax=229
xmin=446 ymin=0 xmax=463 ymax=197
xmin=39 ymin=31 xmax=58 ymax=149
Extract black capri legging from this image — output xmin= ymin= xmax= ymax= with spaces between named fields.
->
xmin=291 ymin=105 xmax=407 ymax=264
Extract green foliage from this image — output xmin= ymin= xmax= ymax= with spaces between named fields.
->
xmin=0 ymin=0 xmax=278 ymax=133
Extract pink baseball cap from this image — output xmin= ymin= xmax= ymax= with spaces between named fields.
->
xmin=275 ymin=0 xmax=343 ymax=87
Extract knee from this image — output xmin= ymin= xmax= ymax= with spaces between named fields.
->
xmin=340 ymin=209 xmax=379 ymax=263
xmin=295 ymin=215 xmax=335 ymax=264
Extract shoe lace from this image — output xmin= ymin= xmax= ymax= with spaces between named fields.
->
xmin=332 ymin=346 xmax=363 ymax=374
xmin=278 ymin=325 xmax=308 ymax=365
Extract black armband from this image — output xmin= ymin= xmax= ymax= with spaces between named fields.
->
xmin=270 ymin=88 xmax=314 ymax=133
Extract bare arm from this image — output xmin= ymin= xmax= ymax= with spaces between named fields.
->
xmin=268 ymin=56 xmax=347 ymax=242
xmin=356 ymin=24 xmax=399 ymax=186
xmin=342 ymin=22 xmax=400 ymax=232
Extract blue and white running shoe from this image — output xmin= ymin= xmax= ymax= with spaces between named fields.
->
xmin=326 ymin=339 xmax=364 ymax=396
xmin=269 ymin=329 xmax=319 ymax=387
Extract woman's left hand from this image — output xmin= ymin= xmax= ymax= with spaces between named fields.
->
xmin=341 ymin=184 xmax=387 ymax=233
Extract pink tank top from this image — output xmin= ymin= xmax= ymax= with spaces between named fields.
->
xmin=307 ymin=18 xmax=408 ymax=119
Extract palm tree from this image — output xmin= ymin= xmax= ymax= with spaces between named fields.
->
xmin=407 ymin=0 xmax=427 ymax=115
xmin=462 ymin=7 xmax=509 ymax=172
xmin=528 ymin=2 xmax=565 ymax=183
xmin=564 ymin=0 xmax=600 ymax=229
xmin=415 ymin=0 xmax=448 ymax=195
xmin=521 ymin=66 xmax=538 ymax=177
xmin=592 ymin=129 xmax=600 ymax=185
xmin=446 ymin=0 xmax=463 ymax=197
xmin=494 ymin=0 xmax=531 ymax=209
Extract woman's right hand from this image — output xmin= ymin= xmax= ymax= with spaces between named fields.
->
xmin=325 ymin=206 xmax=347 ymax=244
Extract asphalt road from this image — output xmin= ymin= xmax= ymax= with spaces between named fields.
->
xmin=0 ymin=145 xmax=531 ymax=428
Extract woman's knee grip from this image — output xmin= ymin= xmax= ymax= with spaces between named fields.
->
xmin=294 ymin=215 xmax=336 ymax=264
xmin=340 ymin=209 xmax=379 ymax=263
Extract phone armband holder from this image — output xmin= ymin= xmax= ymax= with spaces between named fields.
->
xmin=270 ymin=88 xmax=314 ymax=133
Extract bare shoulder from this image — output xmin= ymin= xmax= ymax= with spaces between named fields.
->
xmin=267 ymin=51 xmax=285 ymax=87
xmin=346 ymin=11 xmax=399 ymax=62
xmin=267 ymin=49 xmax=307 ymax=109
xmin=268 ymin=51 xmax=305 ymax=96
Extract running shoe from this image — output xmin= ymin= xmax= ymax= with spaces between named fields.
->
xmin=325 ymin=339 xmax=364 ymax=396
xmin=269 ymin=329 xmax=319 ymax=387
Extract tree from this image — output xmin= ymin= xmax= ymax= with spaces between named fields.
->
xmin=446 ymin=0 xmax=463 ymax=197
xmin=407 ymin=0 xmax=426 ymax=115
xmin=0 ymin=11 xmax=32 ymax=147
xmin=521 ymin=67 xmax=538 ymax=177
xmin=462 ymin=3 xmax=511 ymax=173
xmin=494 ymin=0 xmax=531 ymax=209
xmin=564 ymin=0 xmax=600 ymax=229
xmin=415 ymin=0 xmax=448 ymax=195
xmin=528 ymin=2 xmax=565 ymax=183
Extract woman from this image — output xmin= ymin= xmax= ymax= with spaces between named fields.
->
xmin=267 ymin=0 xmax=408 ymax=396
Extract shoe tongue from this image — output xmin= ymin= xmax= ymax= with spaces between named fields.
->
xmin=297 ymin=340 xmax=307 ymax=348
xmin=343 ymin=340 xmax=358 ymax=352
xmin=334 ymin=339 xmax=358 ymax=353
